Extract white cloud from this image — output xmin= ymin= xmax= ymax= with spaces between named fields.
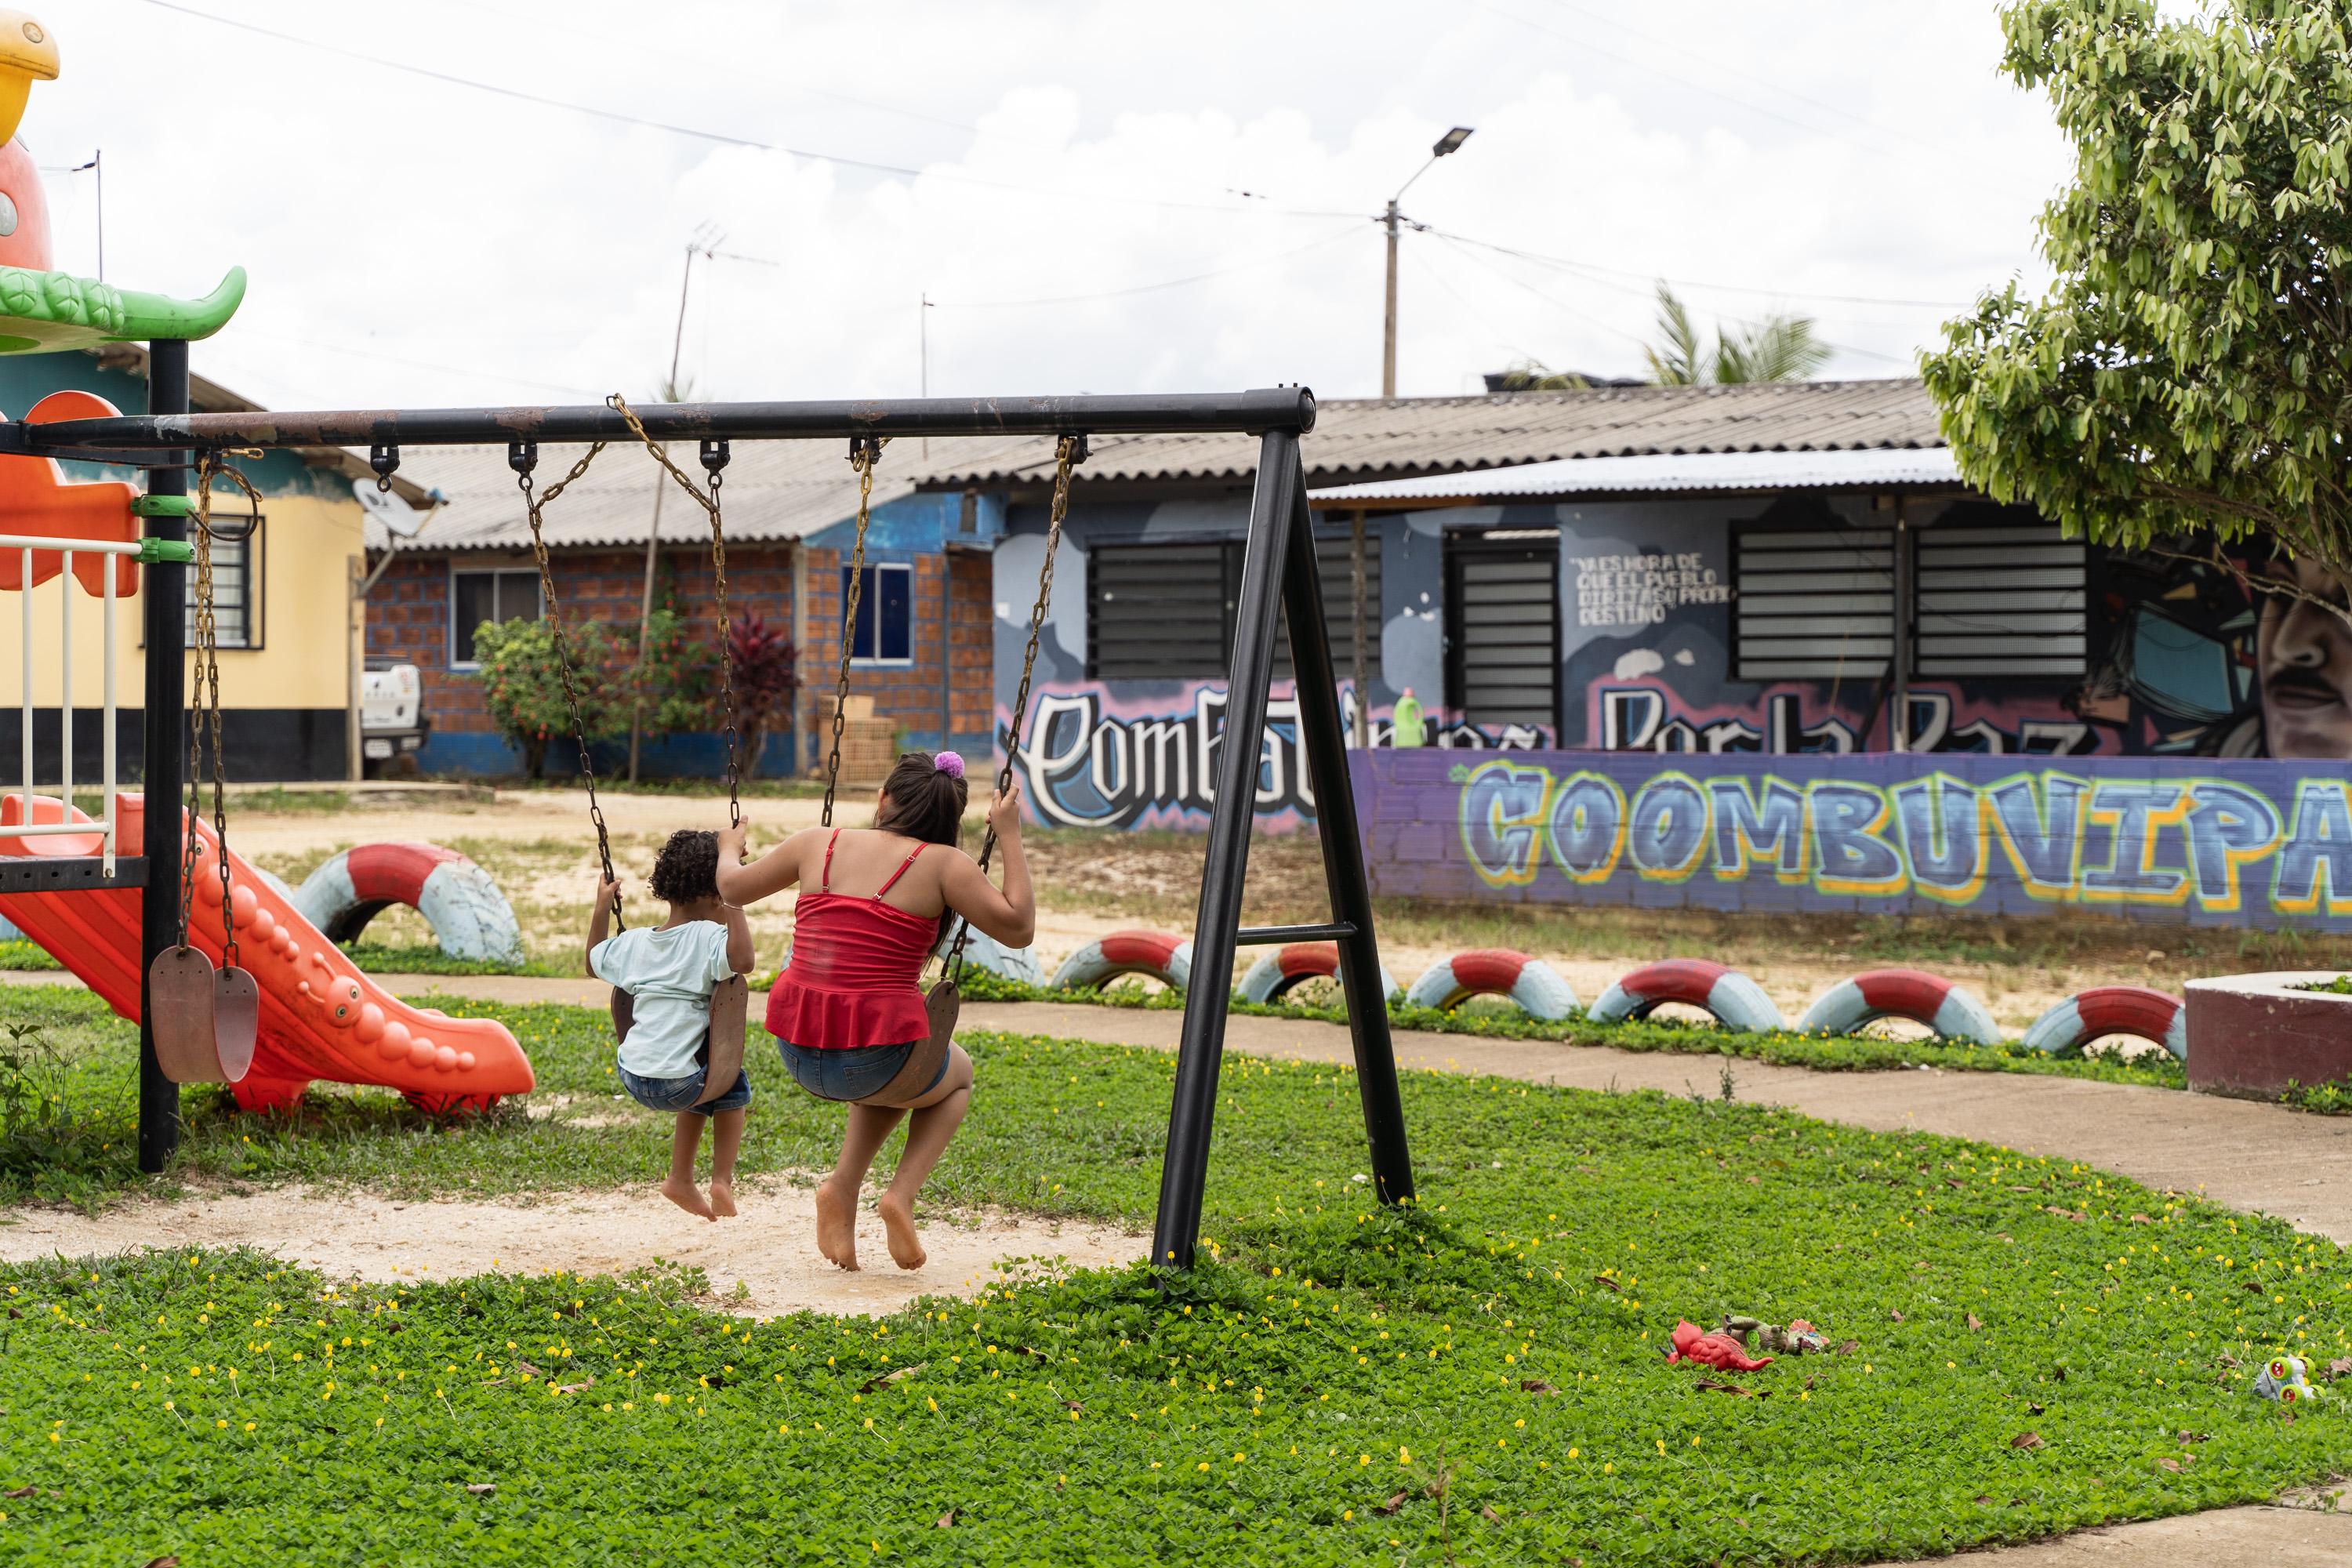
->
xmin=28 ymin=0 xmax=2071 ymax=414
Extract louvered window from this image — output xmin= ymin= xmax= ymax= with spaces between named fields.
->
xmin=1913 ymin=521 xmax=2085 ymax=677
xmin=1087 ymin=536 xmax=1379 ymax=682
xmin=1733 ymin=527 xmax=1894 ymax=680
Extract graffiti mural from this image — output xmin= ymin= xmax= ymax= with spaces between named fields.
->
xmin=1012 ymin=683 xmax=1543 ymax=831
xmin=1593 ymin=682 xmax=2100 ymax=755
xmin=1356 ymin=747 xmax=2352 ymax=930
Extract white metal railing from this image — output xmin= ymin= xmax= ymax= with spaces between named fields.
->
xmin=2 ymin=534 xmax=140 ymax=875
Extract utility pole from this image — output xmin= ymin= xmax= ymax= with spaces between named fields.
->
xmin=1381 ymin=201 xmax=1400 ymax=400
xmin=629 ymin=227 xmax=718 ymax=782
xmin=1378 ymin=127 xmax=1473 ymax=401
xmin=920 ymin=292 xmax=931 ymax=460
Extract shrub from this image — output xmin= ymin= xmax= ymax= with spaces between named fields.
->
xmin=630 ymin=606 xmax=720 ymax=747
xmin=474 ymin=616 xmax=624 ymax=779
xmin=727 ymin=608 xmax=797 ymax=777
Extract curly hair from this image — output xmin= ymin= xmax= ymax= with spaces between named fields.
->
xmin=648 ymin=829 xmax=721 ymax=905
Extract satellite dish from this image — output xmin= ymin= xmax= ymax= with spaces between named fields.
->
xmin=354 ymin=478 xmax=424 ymax=539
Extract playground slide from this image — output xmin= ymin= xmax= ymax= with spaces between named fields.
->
xmin=0 ymin=793 xmax=532 ymax=1113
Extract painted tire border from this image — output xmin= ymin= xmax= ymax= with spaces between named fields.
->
xmin=1588 ymin=960 xmax=1784 ymax=1033
xmin=1795 ymin=967 xmax=2002 ymax=1046
xmin=1404 ymin=949 xmax=1580 ymax=1022
xmin=2022 ymin=985 xmax=2186 ymax=1061
xmin=290 ymin=842 xmax=526 ymax=966
xmin=1050 ymin=929 xmax=1194 ymax=993
xmin=942 ymin=916 xmax=1046 ymax=986
xmin=1236 ymin=942 xmax=1400 ymax=1005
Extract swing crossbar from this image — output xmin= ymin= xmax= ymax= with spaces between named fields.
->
xmin=1233 ymin=921 xmax=1358 ymax=946
xmin=0 ymin=388 xmax=1318 ymax=456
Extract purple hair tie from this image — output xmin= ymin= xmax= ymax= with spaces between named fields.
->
xmin=934 ymin=750 xmax=966 ymax=780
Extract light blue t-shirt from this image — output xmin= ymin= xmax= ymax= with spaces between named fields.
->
xmin=592 ymin=920 xmax=736 ymax=1081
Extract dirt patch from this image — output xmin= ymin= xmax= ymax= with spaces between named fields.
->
xmin=0 ymin=1182 xmax=1138 ymax=1318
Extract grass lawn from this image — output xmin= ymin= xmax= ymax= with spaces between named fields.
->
xmin=0 ymin=989 xmax=2347 ymax=1563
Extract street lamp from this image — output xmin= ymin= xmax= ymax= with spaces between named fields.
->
xmin=1381 ymin=125 xmax=1473 ymax=399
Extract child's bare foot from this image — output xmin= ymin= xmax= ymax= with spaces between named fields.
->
xmin=815 ymin=1179 xmax=860 ymax=1270
xmin=877 ymin=1191 xmax=926 ymax=1270
xmin=709 ymin=1180 xmax=737 ymax=1219
xmin=661 ymin=1176 xmax=715 ymax=1221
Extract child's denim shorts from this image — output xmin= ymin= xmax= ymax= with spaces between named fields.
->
xmin=775 ymin=1037 xmax=946 ymax=1104
xmin=618 ymin=1041 xmax=752 ymax=1116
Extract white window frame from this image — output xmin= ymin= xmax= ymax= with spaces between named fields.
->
xmin=448 ymin=564 xmax=544 ymax=670
xmin=844 ymin=561 xmax=916 ymax=669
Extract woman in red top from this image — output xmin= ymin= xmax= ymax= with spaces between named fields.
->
xmin=717 ymin=750 xmax=1033 ymax=1272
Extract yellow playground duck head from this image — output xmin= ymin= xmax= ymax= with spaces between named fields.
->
xmin=0 ymin=11 xmax=56 ymax=147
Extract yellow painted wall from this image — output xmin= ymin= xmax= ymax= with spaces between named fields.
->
xmin=2 ymin=489 xmax=364 ymax=711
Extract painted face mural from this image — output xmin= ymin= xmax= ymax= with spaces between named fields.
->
xmin=2255 ymin=554 xmax=2352 ymax=760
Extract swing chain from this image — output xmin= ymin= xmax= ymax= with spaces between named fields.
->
xmin=178 ymin=455 xmax=258 ymax=968
xmin=604 ymin=397 xmax=744 ymax=829
xmin=947 ymin=432 xmax=1083 ymax=978
xmin=820 ymin=436 xmax=887 ymax=829
xmin=510 ymin=436 xmax=621 ymax=926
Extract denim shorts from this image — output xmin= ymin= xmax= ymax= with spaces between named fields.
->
xmin=617 ymin=1051 xmax=752 ymax=1116
xmin=776 ymin=1037 xmax=948 ymax=1104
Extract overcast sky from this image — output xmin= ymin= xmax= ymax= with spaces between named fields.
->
xmin=29 ymin=0 xmax=2072 ymax=412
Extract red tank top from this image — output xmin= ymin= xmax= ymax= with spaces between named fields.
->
xmin=764 ymin=831 xmax=938 ymax=1050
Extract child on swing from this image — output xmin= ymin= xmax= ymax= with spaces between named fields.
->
xmin=586 ymin=829 xmax=757 ymax=1221
xmin=717 ymin=750 xmax=1033 ymax=1272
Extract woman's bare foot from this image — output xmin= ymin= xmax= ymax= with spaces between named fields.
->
xmin=708 ymin=1180 xmax=737 ymax=1219
xmin=815 ymin=1179 xmax=860 ymax=1270
xmin=876 ymin=1191 xmax=926 ymax=1270
xmin=660 ymin=1175 xmax=715 ymax=1221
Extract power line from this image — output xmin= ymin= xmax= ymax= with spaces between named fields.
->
xmin=136 ymin=0 xmax=1359 ymax=223
xmin=1473 ymin=0 xmax=2027 ymax=200
xmin=930 ymin=226 xmax=1367 ymax=310
xmin=1425 ymin=227 xmax=1970 ymax=310
xmin=1540 ymin=0 xmax=2042 ymax=183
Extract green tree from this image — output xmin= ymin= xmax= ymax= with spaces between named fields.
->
xmin=1922 ymin=0 xmax=2352 ymax=593
xmin=632 ymin=604 xmax=719 ymax=748
xmin=474 ymin=616 xmax=625 ymax=779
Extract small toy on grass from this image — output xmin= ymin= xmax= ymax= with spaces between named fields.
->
xmin=1664 ymin=1319 xmax=1773 ymax=1371
xmin=1722 ymin=1314 xmax=1826 ymax=1357
xmin=2255 ymin=1355 xmax=2321 ymax=1403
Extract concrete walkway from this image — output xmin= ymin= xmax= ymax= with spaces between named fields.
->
xmin=11 ymin=967 xmax=2349 ymax=1563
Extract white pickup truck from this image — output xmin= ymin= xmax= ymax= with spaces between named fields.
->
xmin=360 ymin=659 xmax=429 ymax=775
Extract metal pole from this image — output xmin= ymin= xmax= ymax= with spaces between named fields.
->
xmin=1349 ymin=508 xmax=1370 ymax=749
xmin=345 ymin=556 xmax=362 ymax=782
xmin=136 ymin=338 xmax=189 ymax=1174
xmin=1151 ymin=430 xmax=1302 ymax=1271
xmin=1890 ymin=492 xmax=1911 ymax=753
xmin=1381 ymin=201 xmax=1400 ymax=400
xmin=630 ymin=244 xmax=701 ymax=784
xmin=1281 ymin=473 xmax=1412 ymax=1207
xmin=12 ymin=388 xmax=1320 ymax=454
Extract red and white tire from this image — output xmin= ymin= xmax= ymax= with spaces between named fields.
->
xmin=291 ymin=842 xmax=524 ymax=965
xmin=2023 ymin=986 xmax=2185 ymax=1061
xmin=1236 ymin=942 xmax=1400 ymax=1005
xmin=1051 ymin=929 xmax=1193 ymax=993
xmin=1588 ymin=960 xmax=1783 ymax=1033
xmin=1797 ymin=968 xmax=2001 ymax=1046
xmin=1405 ymin=949 xmax=1579 ymax=1022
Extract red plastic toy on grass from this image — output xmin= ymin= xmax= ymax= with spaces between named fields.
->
xmin=1664 ymin=1319 xmax=1774 ymax=1371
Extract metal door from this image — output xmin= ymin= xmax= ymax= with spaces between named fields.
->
xmin=1444 ymin=532 xmax=1560 ymax=738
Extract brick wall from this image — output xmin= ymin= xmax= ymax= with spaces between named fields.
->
xmin=368 ymin=541 xmax=993 ymax=777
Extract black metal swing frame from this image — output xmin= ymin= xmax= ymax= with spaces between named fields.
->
xmin=0 ymin=355 xmax=1413 ymax=1272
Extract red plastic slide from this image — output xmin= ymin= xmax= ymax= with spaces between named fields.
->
xmin=0 ymin=793 xmax=533 ymax=1112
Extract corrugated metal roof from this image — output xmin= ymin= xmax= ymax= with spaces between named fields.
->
xmin=1308 ymin=445 xmax=1962 ymax=506
xmin=909 ymin=379 xmax=1943 ymax=488
xmin=368 ymin=437 xmax=920 ymax=554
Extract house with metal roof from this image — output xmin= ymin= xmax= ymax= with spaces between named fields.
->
xmin=362 ymin=377 xmax=2267 ymax=800
xmin=931 ymin=378 xmax=2274 ymax=831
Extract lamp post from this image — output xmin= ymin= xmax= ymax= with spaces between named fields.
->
xmin=1381 ymin=125 xmax=1472 ymax=399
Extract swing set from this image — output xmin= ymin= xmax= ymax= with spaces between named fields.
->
xmin=6 ymin=376 xmax=1411 ymax=1272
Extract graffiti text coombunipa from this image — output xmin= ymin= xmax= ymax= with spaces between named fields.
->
xmin=1454 ymin=759 xmax=2352 ymax=918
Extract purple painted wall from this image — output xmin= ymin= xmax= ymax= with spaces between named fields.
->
xmin=1352 ymin=748 xmax=2352 ymax=931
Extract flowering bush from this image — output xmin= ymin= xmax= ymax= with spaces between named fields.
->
xmin=473 ymin=616 xmax=624 ymax=779
xmin=629 ymin=607 xmax=720 ymax=746
xmin=727 ymin=609 xmax=797 ymax=777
